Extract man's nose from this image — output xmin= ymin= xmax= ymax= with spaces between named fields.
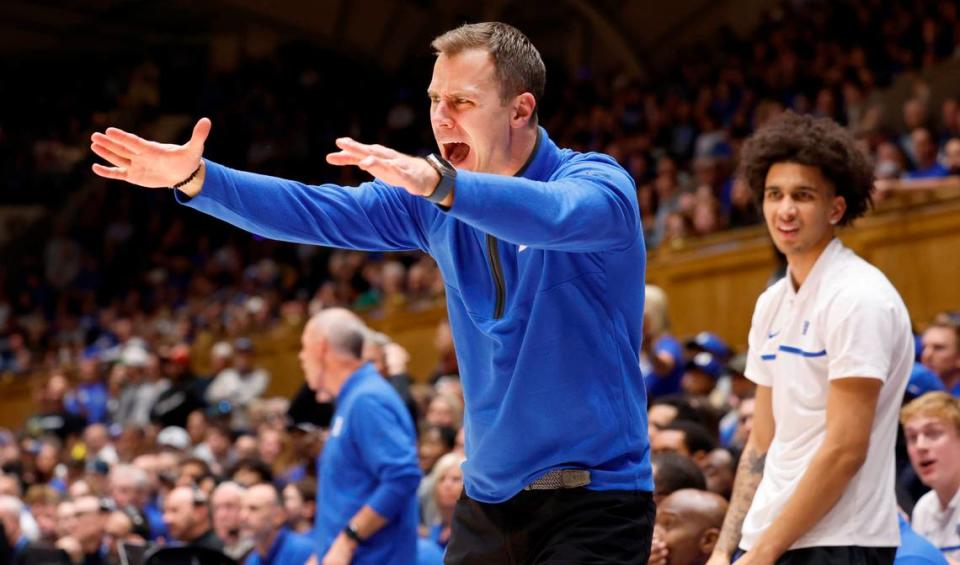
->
xmin=432 ymin=102 xmax=454 ymax=128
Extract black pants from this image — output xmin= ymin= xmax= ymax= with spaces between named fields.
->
xmin=735 ymin=545 xmax=896 ymax=565
xmin=444 ymin=488 xmax=655 ymax=564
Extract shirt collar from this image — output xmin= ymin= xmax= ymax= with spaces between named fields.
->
xmin=786 ymin=238 xmax=842 ymax=301
xmin=258 ymin=527 xmax=289 ymax=563
xmin=516 ymin=127 xmax=561 ymax=182
xmin=336 ymin=362 xmax=378 ymax=403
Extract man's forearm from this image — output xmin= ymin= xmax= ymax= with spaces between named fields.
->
xmin=350 ymin=505 xmax=388 ymax=540
xmin=714 ymin=443 xmax=767 ymax=557
xmin=751 ymin=444 xmax=864 ymax=558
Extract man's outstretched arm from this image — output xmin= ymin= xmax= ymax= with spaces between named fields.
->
xmin=91 ymin=120 xmax=432 ymax=252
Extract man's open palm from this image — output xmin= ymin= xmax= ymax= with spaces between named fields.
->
xmin=90 ymin=118 xmax=211 ymax=188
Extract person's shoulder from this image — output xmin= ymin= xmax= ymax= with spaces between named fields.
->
xmin=911 ymin=490 xmax=939 ymax=520
xmin=553 ymin=149 xmax=632 ymax=183
xmin=280 ymin=530 xmax=318 ymax=562
xmin=754 ymin=279 xmax=785 ymax=311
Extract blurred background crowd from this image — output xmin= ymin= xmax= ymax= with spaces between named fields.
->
xmin=1 ymin=0 xmax=959 ymax=562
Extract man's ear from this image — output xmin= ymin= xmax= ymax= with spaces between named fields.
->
xmin=829 ymin=195 xmax=847 ymax=225
xmin=700 ymin=527 xmax=720 ymax=555
xmin=511 ymin=93 xmax=536 ymax=128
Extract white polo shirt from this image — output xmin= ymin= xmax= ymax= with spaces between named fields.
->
xmin=740 ymin=238 xmax=913 ymax=550
xmin=911 ymin=487 xmax=960 ymax=559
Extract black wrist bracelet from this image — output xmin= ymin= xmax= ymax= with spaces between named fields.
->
xmin=172 ymin=162 xmax=202 ymax=189
xmin=343 ymin=523 xmax=363 ymax=544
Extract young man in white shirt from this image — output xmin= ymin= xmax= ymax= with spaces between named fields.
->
xmin=902 ymin=391 xmax=960 ymax=560
xmin=707 ymin=111 xmax=913 ymax=565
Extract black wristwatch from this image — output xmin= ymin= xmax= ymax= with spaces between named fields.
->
xmin=343 ymin=522 xmax=364 ymax=544
xmin=423 ymin=153 xmax=456 ymax=204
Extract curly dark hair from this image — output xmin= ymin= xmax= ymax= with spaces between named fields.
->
xmin=738 ymin=111 xmax=874 ymax=226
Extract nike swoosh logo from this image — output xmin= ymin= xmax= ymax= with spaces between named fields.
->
xmin=768 ymin=331 xmax=780 ymax=339
xmin=518 ymin=245 xmax=528 ymax=253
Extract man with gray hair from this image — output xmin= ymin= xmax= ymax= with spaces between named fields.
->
xmin=299 ymin=308 xmax=420 ymax=564
xmin=92 ymin=20 xmax=652 ymax=561
xmin=211 ymin=481 xmax=253 ymax=561
xmin=0 ymin=495 xmax=28 ymax=557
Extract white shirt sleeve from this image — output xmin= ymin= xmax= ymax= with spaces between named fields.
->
xmin=825 ymin=287 xmax=896 ymax=382
xmin=745 ymin=290 xmax=774 ymax=387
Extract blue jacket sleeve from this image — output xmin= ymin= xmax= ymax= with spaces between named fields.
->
xmin=177 ymin=160 xmax=435 ymax=252
xmin=447 ymin=154 xmax=640 ymax=252
xmin=350 ymin=396 xmax=421 ymax=520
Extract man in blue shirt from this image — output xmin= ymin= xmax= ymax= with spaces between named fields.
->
xmin=241 ymin=483 xmax=316 ymax=565
xmin=299 ymin=308 xmax=420 ymax=564
xmin=91 ymin=21 xmax=654 ymax=562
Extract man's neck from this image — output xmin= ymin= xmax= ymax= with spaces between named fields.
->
xmin=255 ymin=528 xmax=281 ymax=558
xmin=502 ymin=124 xmax=539 ymax=176
xmin=326 ymin=360 xmax=365 ymax=398
xmin=786 ymin=237 xmax=833 ymax=290
xmin=935 ymin=476 xmax=960 ymax=509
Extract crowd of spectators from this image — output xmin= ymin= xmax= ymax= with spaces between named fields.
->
xmin=1 ymin=0 xmax=960 ymax=562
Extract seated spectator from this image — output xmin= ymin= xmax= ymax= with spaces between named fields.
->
xmin=162 ymin=485 xmax=223 ymax=551
xmin=424 ymin=394 xmax=462 ymax=431
xmin=230 ymin=458 xmax=273 ymax=488
xmin=103 ymin=508 xmax=147 ymax=564
xmin=648 ymin=396 xmax=704 ymax=443
xmin=642 ymin=285 xmax=685 ymax=399
xmin=902 ymin=392 xmax=960 ymax=560
xmin=65 ymin=354 xmax=109 ymax=425
xmin=651 ymin=420 xmax=717 ymax=464
xmin=240 ymin=483 xmax=316 ymax=565
xmin=905 ymin=127 xmax=949 ymax=180
xmin=649 ymin=489 xmax=727 ymax=565
xmin=921 ymin=318 xmax=960 ymax=394
xmin=651 ymin=452 xmax=707 ymax=507
xmin=0 ymin=495 xmax=28 ymax=556
xmin=681 ymin=353 xmax=724 ymax=397
xmin=0 ymin=475 xmax=39 ymax=542
xmin=54 ymin=500 xmax=75 ymax=540
xmin=700 ymin=448 xmax=735 ymax=500
xmin=23 ymin=485 xmax=60 ymax=544
xmin=205 ymin=338 xmax=270 ymax=429
xmin=422 ymin=452 xmax=465 ymax=551
xmin=418 ymin=426 xmax=456 ymax=475
xmin=282 ymin=479 xmax=317 ymax=535
xmin=211 ymin=481 xmax=253 ymax=561
xmin=149 ymin=345 xmax=205 ymax=429
xmin=71 ymin=495 xmax=107 ymax=563
xmin=83 ymin=424 xmax=118 ymax=467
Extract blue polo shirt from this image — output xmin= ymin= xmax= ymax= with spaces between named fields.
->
xmin=245 ymin=528 xmax=316 ymax=565
xmin=313 ymin=363 xmax=420 ymax=564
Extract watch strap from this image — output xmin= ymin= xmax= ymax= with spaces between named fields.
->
xmin=424 ymin=153 xmax=456 ymax=204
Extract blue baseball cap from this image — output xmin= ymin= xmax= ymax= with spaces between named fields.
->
xmin=685 ymin=332 xmax=732 ymax=360
xmin=906 ymin=363 xmax=945 ymax=399
xmin=685 ymin=352 xmax=724 ymax=381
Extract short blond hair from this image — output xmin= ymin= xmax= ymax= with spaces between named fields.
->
xmin=900 ymin=391 xmax=960 ymax=433
xmin=644 ymin=285 xmax=670 ymax=337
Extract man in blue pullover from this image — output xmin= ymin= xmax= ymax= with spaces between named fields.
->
xmin=91 ymin=21 xmax=654 ymax=562
xmin=300 ymin=308 xmax=420 ymax=564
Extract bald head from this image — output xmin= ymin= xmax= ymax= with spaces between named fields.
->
xmin=241 ymin=483 xmax=286 ymax=542
xmin=305 ymin=308 xmax=367 ymax=359
xmin=664 ymin=489 xmax=727 ymax=527
xmin=656 ymin=489 xmax=728 ymax=565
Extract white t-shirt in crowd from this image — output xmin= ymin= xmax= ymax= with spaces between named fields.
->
xmin=740 ymin=239 xmax=913 ymax=550
xmin=911 ymin=488 xmax=960 ymax=559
